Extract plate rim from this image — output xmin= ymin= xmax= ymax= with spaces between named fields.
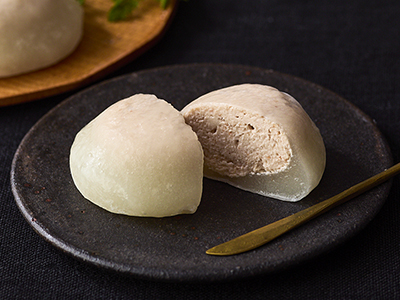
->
xmin=10 ymin=63 xmax=393 ymax=282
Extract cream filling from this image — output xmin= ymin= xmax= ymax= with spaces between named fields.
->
xmin=184 ymin=104 xmax=292 ymax=177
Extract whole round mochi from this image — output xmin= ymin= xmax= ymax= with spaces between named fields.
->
xmin=0 ymin=0 xmax=83 ymax=78
xmin=70 ymin=94 xmax=204 ymax=218
xmin=181 ymin=84 xmax=326 ymax=202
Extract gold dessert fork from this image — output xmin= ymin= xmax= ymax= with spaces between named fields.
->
xmin=206 ymin=162 xmax=400 ymax=256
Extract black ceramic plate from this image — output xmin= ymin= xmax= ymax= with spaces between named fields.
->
xmin=11 ymin=64 xmax=392 ymax=282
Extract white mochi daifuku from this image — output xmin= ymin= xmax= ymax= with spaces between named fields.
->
xmin=70 ymin=94 xmax=204 ymax=217
xmin=0 ymin=0 xmax=83 ymax=78
xmin=181 ymin=84 xmax=326 ymax=202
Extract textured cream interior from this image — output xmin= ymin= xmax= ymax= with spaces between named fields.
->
xmin=184 ymin=105 xmax=292 ymax=177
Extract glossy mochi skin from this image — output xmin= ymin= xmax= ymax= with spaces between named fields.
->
xmin=0 ymin=0 xmax=83 ymax=78
xmin=70 ymin=94 xmax=204 ymax=218
xmin=182 ymin=84 xmax=326 ymax=202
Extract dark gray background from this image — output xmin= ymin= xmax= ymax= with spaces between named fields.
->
xmin=1 ymin=0 xmax=399 ymax=298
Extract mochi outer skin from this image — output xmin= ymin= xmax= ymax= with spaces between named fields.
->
xmin=0 ymin=0 xmax=83 ymax=78
xmin=181 ymin=84 xmax=326 ymax=202
xmin=70 ymin=94 xmax=204 ymax=218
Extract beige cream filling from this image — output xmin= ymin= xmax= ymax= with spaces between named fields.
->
xmin=184 ymin=105 xmax=292 ymax=177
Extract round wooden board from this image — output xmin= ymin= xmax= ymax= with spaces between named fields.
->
xmin=0 ymin=0 xmax=177 ymax=107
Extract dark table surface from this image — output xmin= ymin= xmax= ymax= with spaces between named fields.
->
xmin=1 ymin=0 xmax=400 ymax=299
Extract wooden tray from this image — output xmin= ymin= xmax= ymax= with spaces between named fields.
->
xmin=0 ymin=0 xmax=177 ymax=107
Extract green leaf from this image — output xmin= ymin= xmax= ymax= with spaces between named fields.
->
xmin=76 ymin=0 xmax=173 ymax=22
xmin=108 ymin=0 xmax=139 ymax=22
xmin=158 ymin=0 xmax=169 ymax=9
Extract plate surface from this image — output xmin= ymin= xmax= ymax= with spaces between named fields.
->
xmin=0 ymin=0 xmax=176 ymax=107
xmin=11 ymin=64 xmax=392 ymax=282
